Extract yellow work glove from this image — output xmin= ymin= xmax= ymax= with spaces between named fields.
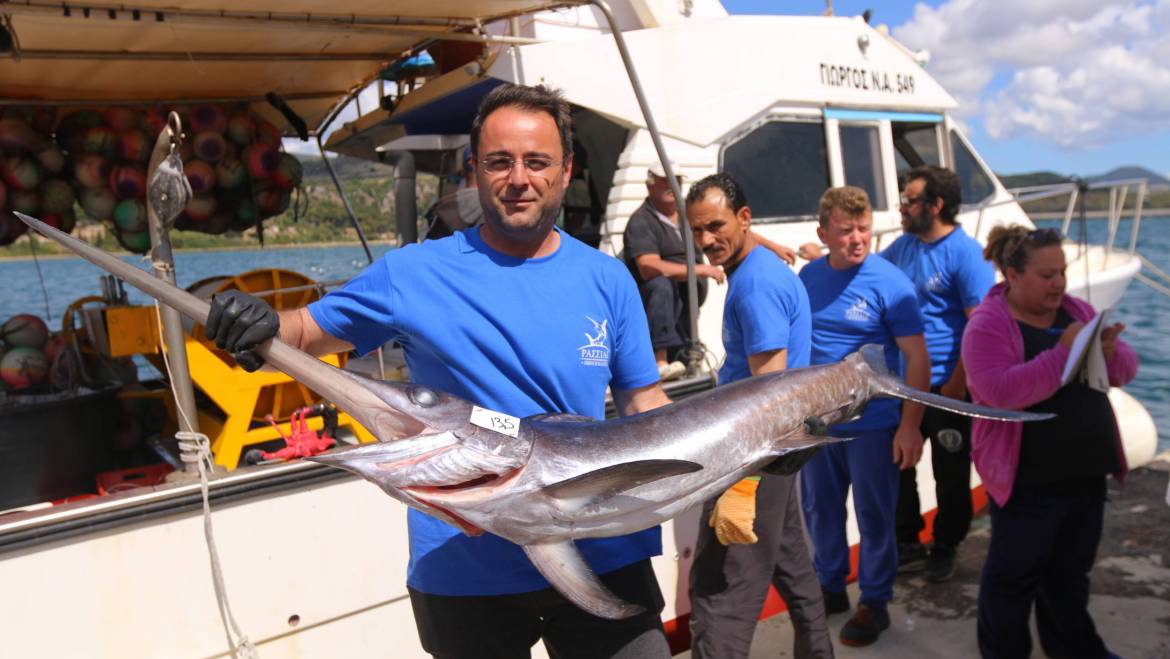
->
xmin=708 ymin=477 xmax=760 ymax=545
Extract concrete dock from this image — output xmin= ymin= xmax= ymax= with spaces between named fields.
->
xmin=677 ymin=461 xmax=1170 ymax=659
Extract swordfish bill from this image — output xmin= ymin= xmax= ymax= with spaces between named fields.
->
xmin=14 ymin=211 xmax=1053 ymax=620
xmin=12 ymin=212 xmax=429 ymax=440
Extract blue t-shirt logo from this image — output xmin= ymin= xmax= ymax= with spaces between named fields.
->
xmin=578 ymin=316 xmax=611 ymax=367
xmin=926 ymin=271 xmax=945 ymax=293
xmin=845 ymin=296 xmax=873 ymax=322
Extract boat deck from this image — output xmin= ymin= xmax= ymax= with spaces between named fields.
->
xmin=677 ymin=461 xmax=1170 ymax=658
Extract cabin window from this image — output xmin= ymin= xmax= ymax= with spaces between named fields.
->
xmin=949 ymin=130 xmax=996 ymax=206
xmin=891 ymin=121 xmax=941 ymax=178
xmin=721 ymin=120 xmax=829 ymax=222
xmin=839 ymin=124 xmax=888 ymax=211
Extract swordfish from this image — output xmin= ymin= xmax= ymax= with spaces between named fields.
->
xmin=15 ymin=212 xmax=1050 ymax=620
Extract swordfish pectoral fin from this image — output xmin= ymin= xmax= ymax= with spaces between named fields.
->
xmin=541 ymin=459 xmax=702 ymax=501
xmin=761 ymin=434 xmax=850 ymax=476
xmin=523 ymin=541 xmax=645 ymax=620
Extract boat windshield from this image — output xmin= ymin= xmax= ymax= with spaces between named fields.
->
xmin=892 ymin=121 xmax=942 ymax=176
xmin=721 ymin=119 xmax=830 ymax=222
xmin=949 ymin=129 xmax=997 ymax=206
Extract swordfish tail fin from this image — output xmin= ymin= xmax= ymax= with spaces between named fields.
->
xmin=857 ymin=344 xmax=1054 ymax=422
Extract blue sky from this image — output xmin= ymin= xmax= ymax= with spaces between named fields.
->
xmin=723 ymin=1 xmax=1170 ymax=177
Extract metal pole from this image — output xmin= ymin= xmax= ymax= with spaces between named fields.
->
xmin=589 ymin=0 xmax=701 ymax=368
xmin=1128 ymin=181 xmax=1147 ymax=255
xmin=317 ymin=135 xmax=375 ymax=265
xmin=315 ymin=106 xmax=385 ymax=380
xmin=384 ymin=151 xmax=419 ymax=246
xmin=145 ymin=119 xmax=200 ymax=471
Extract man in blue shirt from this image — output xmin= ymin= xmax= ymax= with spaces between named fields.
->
xmin=881 ymin=166 xmax=995 ymax=583
xmin=204 ymin=84 xmax=674 ymax=658
xmin=799 ymin=186 xmax=930 ymax=647
xmin=684 ymin=173 xmax=832 ymax=659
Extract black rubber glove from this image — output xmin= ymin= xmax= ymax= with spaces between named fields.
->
xmin=205 ymin=290 xmax=279 ymax=372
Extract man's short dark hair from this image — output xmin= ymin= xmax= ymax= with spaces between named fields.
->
xmin=469 ymin=84 xmax=573 ymax=162
xmin=906 ymin=165 xmax=961 ymax=224
xmin=685 ymin=173 xmax=748 ymax=213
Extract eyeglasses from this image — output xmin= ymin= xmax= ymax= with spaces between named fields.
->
xmin=479 ymin=156 xmax=563 ymax=178
xmin=898 ymin=194 xmax=925 ymax=207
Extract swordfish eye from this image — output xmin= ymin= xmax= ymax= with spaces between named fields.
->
xmin=409 ymin=385 xmax=439 ymax=408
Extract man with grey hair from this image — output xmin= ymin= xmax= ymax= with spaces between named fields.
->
xmin=622 ymin=160 xmax=721 ymax=380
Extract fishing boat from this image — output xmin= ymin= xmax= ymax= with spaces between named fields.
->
xmin=0 ymin=0 xmax=1160 ymax=657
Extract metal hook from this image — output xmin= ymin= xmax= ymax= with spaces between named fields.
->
xmin=166 ymin=111 xmax=183 ymax=153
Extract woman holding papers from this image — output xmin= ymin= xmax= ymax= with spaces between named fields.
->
xmin=962 ymin=225 xmax=1137 ymax=659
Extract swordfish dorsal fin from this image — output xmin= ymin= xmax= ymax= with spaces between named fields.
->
xmin=523 ymin=541 xmax=644 ymax=619
xmin=542 ymin=459 xmax=702 ymax=501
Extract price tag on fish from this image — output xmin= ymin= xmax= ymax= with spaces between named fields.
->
xmin=469 ymin=406 xmax=521 ymax=438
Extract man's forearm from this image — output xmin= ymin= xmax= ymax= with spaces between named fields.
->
xmin=637 ymin=257 xmax=692 ymax=283
xmin=614 ymin=382 xmax=673 ymax=416
xmin=901 ymin=358 xmax=930 ymax=429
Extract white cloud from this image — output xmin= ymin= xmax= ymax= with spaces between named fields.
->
xmin=892 ymin=0 xmax=1170 ymax=148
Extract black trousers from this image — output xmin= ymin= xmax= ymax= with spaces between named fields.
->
xmin=689 ymin=474 xmax=834 ymax=659
xmin=895 ymin=388 xmax=973 ymax=548
xmin=640 ymin=276 xmax=688 ymax=354
xmin=977 ymin=481 xmax=1108 ymax=659
xmin=408 ymin=559 xmax=669 ymax=659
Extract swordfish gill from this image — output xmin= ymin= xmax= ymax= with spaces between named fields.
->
xmin=14 ymin=212 xmax=1050 ymax=619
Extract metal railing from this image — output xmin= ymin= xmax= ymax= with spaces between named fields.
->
xmin=1003 ymin=177 xmax=1150 ymax=258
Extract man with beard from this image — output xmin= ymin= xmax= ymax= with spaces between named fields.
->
xmin=685 ymin=173 xmax=832 ymax=659
xmin=880 ymin=166 xmax=995 ymax=583
xmin=203 ymin=84 xmax=674 ymax=658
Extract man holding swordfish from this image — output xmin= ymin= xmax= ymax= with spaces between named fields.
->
xmin=205 ymin=84 xmax=675 ymax=658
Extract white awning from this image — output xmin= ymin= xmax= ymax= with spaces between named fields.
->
xmin=0 ymin=0 xmax=577 ymax=135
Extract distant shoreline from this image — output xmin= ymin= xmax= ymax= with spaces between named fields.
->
xmin=0 ymin=239 xmax=397 ymax=263
xmin=1029 ymin=208 xmax=1170 ymax=220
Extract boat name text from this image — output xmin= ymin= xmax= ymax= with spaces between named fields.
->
xmin=819 ymin=64 xmax=916 ymax=94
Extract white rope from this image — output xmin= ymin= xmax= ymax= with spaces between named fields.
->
xmin=1139 ymin=253 xmax=1170 ymax=288
xmin=154 ymin=301 xmax=259 ymax=659
xmin=1136 ymin=272 xmax=1170 ymax=299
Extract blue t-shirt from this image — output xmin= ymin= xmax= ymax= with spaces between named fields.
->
xmin=880 ymin=227 xmax=994 ymax=386
xmin=719 ymin=245 xmax=812 ymax=384
xmin=798 ymin=255 xmax=924 ymax=432
xmin=307 ymin=227 xmax=662 ymax=596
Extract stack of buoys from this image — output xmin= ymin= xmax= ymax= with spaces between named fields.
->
xmin=60 ymin=104 xmax=303 ymax=252
xmin=1 ymin=104 xmax=303 ymax=253
xmin=0 ymin=313 xmax=54 ymax=391
xmin=0 ymin=107 xmax=76 ymax=247
xmin=167 ymin=104 xmax=299 ymax=239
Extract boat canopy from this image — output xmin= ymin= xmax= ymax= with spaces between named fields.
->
xmin=327 ymin=14 xmax=959 ymax=156
xmin=0 ymin=0 xmax=577 ymax=135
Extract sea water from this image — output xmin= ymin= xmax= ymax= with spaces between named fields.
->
xmin=0 ymin=221 xmax=1167 ymax=453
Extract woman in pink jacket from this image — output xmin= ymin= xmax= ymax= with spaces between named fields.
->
xmin=962 ymin=225 xmax=1137 ymax=659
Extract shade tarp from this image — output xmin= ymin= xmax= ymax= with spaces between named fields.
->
xmin=0 ymin=0 xmax=575 ymax=134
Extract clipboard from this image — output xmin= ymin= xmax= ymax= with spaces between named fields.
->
xmin=1059 ymin=308 xmax=1112 ymax=392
